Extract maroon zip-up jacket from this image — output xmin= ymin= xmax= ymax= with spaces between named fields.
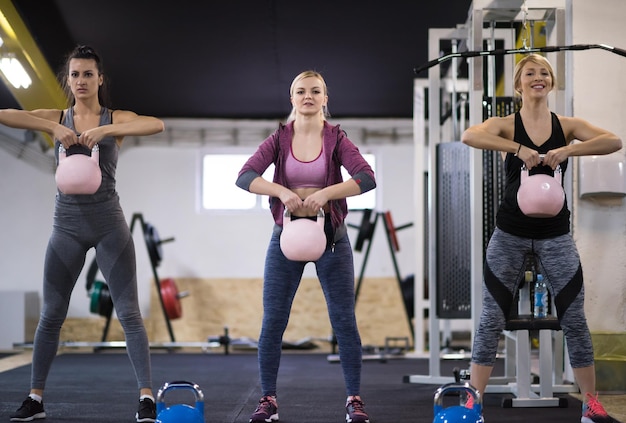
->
xmin=236 ymin=120 xmax=376 ymax=232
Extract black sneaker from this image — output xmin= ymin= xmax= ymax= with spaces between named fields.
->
xmin=249 ymin=395 xmax=278 ymax=422
xmin=135 ymin=397 xmax=156 ymax=423
xmin=346 ymin=397 xmax=370 ymax=423
xmin=10 ymin=397 xmax=46 ymax=422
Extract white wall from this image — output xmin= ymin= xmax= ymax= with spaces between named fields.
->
xmin=0 ymin=130 xmax=417 ymax=319
xmin=571 ymin=0 xmax=626 ymax=332
xmin=0 ymin=149 xmax=55 ymax=294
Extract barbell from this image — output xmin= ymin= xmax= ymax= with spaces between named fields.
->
xmin=160 ymin=278 xmax=189 ymax=320
xmin=144 ymin=222 xmax=175 ymax=268
xmin=86 ymin=262 xmax=187 ymax=320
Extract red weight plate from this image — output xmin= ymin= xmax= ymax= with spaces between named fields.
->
xmin=161 ymin=278 xmax=182 ymax=320
xmin=384 ymin=211 xmax=400 ymax=252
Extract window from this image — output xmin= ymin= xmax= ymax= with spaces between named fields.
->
xmin=202 ymin=153 xmax=376 ymax=211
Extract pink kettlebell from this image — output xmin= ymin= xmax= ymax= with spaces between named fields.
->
xmin=517 ymin=157 xmax=564 ymax=218
xmin=55 ymin=144 xmax=102 ymax=195
xmin=280 ymin=209 xmax=326 ymax=262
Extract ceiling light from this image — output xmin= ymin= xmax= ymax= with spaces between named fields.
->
xmin=0 ymin=56 xmax=32 ymax=89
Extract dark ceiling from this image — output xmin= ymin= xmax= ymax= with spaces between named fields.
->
xmin=0 ymin=0 xmax=472 ymax=120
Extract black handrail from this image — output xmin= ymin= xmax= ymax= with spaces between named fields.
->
xmin=414 ymin=43 xmax=626 ymax=75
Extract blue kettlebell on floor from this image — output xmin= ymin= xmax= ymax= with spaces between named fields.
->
xmin=433 ymin=382 xmax=483 ymax=423
xmin=156 ymin=380 xmax=204 ymax=423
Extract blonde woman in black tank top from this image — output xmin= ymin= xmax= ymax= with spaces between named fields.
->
xmin=461 ymin=54 xmax=621 ymax=423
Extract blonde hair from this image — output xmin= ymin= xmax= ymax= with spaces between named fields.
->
xmin=513 ymin=53 xmax=556 ymax=96
xmin=286 ymin=70 xmax=330 ymax=122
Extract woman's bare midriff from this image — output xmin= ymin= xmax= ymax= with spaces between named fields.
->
xmin=291 ymin=187 xmax=330 ymax=216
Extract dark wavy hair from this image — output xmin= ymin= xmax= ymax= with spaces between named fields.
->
xmin=58 ymin=45 xmax=111 ymax=107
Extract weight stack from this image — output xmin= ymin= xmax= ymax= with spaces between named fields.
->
xmin=435 ymin=142 xmax=471 ymax=319
xmin=482 ymin=149 xmax=505 ymax=255
xmin=482 ymin=96 xmax=514 ymax=255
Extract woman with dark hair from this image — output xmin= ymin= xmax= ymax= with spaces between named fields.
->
xmin=0 ymin=45 xmax=164 ymax=422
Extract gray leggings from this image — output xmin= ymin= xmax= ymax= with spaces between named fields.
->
xmin=31 ymin=196 xmax=152 ymax=390
xmin=471 ymin=227 xmax=594 ymax=368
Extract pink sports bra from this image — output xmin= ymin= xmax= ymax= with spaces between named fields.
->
xmin=284 ymin=146 xmax=326 ymax=189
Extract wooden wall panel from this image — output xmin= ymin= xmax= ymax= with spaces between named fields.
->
xmin=61 ymin=277 xmax=413 ymax=349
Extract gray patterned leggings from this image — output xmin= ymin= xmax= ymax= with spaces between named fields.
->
xmin=471 ymin=227 xmax=594 ymax=368
xmin=31 ymin=196 xmax=152 ymax=390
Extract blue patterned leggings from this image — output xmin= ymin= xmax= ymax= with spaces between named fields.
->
xmin=258 ymin=229 xmax=362 ymax=397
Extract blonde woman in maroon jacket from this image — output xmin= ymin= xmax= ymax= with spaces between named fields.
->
xmin=237 ymin=70 xmax=375 ymax=423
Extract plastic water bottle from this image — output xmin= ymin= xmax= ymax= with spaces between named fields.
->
xmin=534 ymin=274 xmax=548 ymax=318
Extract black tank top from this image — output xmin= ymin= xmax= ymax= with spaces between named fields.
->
xmin=496 ymin=112 xmax=570 ymax=239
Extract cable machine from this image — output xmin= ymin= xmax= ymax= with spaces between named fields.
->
xmin=408 ymin=0 xmax=576 ymax=389
xmin=409 ymin=0 xmax=626 ymax=401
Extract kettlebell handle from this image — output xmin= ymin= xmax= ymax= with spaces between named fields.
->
xmin=433 ymin=382 xmax=483 ymax=423
xmin=433 ymin=382 xmax=482 ymax=406
xmin=283 ymin=208 xmax=325 ymax=225
xmin=520 ymin=154 xmax=562 ymax=172
xmin=155 ymin=380 xmax=204 ymax=422
xmin=520 ymin=153 xmax=547 ymax=171
xmin=521 ymin=154 xmax=562 ymax=184
xmin=156 ymin=380 xmax=204 ymax=403
xmin=58 ymin=143 xmax=100 ymax=160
